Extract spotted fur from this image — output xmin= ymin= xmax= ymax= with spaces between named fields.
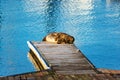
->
xmin=43 ymin=32 xmax=74 ymax=44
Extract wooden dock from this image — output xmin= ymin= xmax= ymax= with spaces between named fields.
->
xmin=0 ymin=70 xmax=120 ymax=80
xmin=27 ymin=41 xmax=97 ymax=74
xmin=0 ymin=41 xmax=120 ymax=80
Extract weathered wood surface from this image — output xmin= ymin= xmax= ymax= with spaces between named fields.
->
xmin=28 ymin=41 xmax=97 ymax=74
xmin=0 ymin=70 xmax=120 ymax=80
xmin=97 ymin=68 xmax=120 ymax=74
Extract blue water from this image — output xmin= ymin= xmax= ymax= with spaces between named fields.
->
xmin=0 ymin=0 xmax=120 ymax=76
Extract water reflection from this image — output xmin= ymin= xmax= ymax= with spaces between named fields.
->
xmin=59 ymin=0 xmax=94 ymax=45
xmin=106 ymin=0 xmax=120 ymax=6
xmin=106 ymin=0 xmax=120 ymax=11
xmin=45 ymin=0 xmax=61 ymax=33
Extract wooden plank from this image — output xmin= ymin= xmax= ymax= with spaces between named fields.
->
xmin=52 ymin=63 xmax=91 ymax=67
xmin=90 ymin=74 xmax=103 ymax=80
xmin=0 ymin=77 xmax=8 ymax=80
xmin=79 ymin=74 xmax=93 ymax=80
xmin=79 ymin=74 xmax=92 ymax=80
xmin=52 ymin=65 xmax=92 ymax=70
xmin=53 ymin=67 xmax=92 ymax=71
xmin=20 ymin=75 xmax=27 ymax=80
xmin=14 ymin=76 xmax=21 ymax=80
xmin=104 ymin=74 xmax=116 ymax=80
xmin=56 ymin=70 xmax=96 ymax=74
xmin=97 ymin=68 xmax=120 ymax=74
xmin=42 ymin=54 xmax=84 ymax=60
xmin=48 ymin=59 xmax=88 ymax=65
xmin=94 ymin=74 xmax=116 ymax=80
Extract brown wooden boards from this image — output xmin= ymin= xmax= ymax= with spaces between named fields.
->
xmin=27 ymin=41 xmax=96 ymax=74
xmin=0 ymin=70 xmax=119 ymax=80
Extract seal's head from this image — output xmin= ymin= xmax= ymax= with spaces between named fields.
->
xmin=43 ymin=32 xmax=74 ymax=44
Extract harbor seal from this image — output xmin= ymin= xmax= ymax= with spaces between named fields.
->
xmin=42 ymin=32 xmax=75 ymax=44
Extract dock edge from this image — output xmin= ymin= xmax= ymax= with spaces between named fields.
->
xmin=27 ymin=41 xmax=51 ymax=70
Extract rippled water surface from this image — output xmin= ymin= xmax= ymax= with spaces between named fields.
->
xmin=0 ymin=0 xmax=120 ymax=76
